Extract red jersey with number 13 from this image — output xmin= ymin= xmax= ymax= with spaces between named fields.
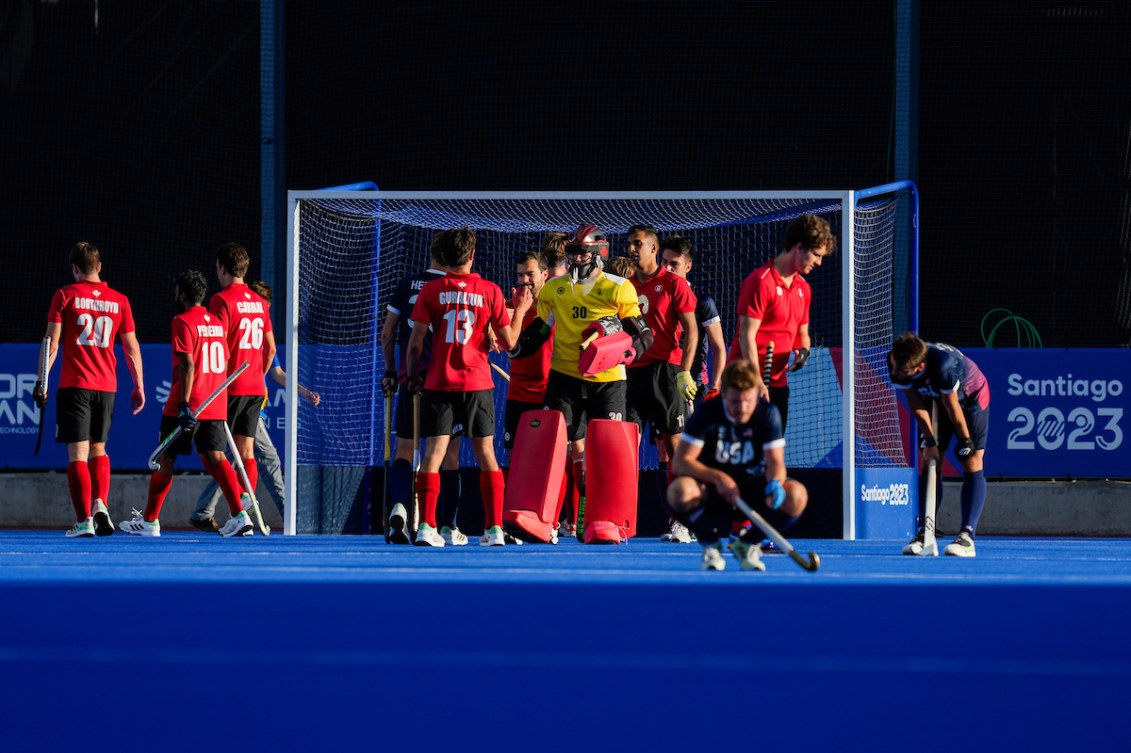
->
xmin=47 ymin=280 xmax=136 ymax=392
xmin=209 ymin=282 xmax=272 ymax=396
xmin=411 ymin=272 xmax=510 ymax=392
xmin=163 ymin=305 xmax=229 ymax=420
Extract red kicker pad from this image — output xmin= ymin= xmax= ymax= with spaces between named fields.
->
xmin=583 ymin=419 xmax=640 ymax=544
xmin=503 ymin=410 xmax=568 ymax=543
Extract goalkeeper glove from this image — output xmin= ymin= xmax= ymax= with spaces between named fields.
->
xmin=765 ymin=479 xmax=786 ymax=510
xmin=704 ymin=387 xmax=720 ymax=401
xmin=789 ymin=347 xmax=810 ymax=372
xmin=32 ymin=380 xmax=47 ymax=409
xmin=675 ymin=370 xmax=697 ymax=402
xmin=177 ymin=402 xmax=197 ymax=432
xmin=956 ymin=437 xmax=976 ymax=458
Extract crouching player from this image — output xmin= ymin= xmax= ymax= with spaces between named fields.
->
xmin=666 ymin=360 xmax=808 ymax=571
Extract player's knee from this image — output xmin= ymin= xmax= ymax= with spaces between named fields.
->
xmin=779 ymin=479 xmax=808 ymax=517
xmin=666 ymin=477 xmax=701 ymax=514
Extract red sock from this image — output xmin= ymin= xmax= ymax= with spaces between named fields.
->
xmin=417 ymin=472 xmax=440 ymax=528
xmin=565 ymin=465 xmax=580 ymax=524
xmin=553 ymin=467 xmax=568 ymax=523
xmin=89 ymin=454 xmax=111 ymax=506
xmin=66 ymin=461 xmax=92 ymax=521
xmin=145 ymin=471 xmax=174 ymax=522
xmin=479 ymin=469 xmax=505 ymax=530
xmin=243 ymin=457 xmax=258 ymax=495
xmin=207 ymin=459 xmax=245 ymax=516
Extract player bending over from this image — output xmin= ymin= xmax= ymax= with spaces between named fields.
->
xmin=889 ymin=333 xmax=990 ymax=558
xmin=666 ymin=360 xmax=808 ymax=571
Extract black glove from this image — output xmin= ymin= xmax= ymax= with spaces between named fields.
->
xmin=919 ymin=434 xmax=937 ymax=449
xmin=177 ymin=402 xmax=197 ymax=432
xmin=380 ymin=370 xmax=398 ymax=397
xmin=789 ymin=347 xmax=810 ymax=372
xmin=956 ymin=437 xmax=976 ymax=458
xmin=405 ymin=373 xmax=425 ymax=395
xmin=32 ymin=380 xmax=47 ymax=409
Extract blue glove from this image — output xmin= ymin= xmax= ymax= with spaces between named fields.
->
xmin=765 ymin=479 xmax=786 ymax=510
xmin=177 ymin=402 xmax=197 ymax=432
xmin=956 ymin=437 xmax=976 ymax=458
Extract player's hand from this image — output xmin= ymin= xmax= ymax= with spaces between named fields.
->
xmin=380 ymin=370 xmax=398 ymax=397
xmin=704 ymin=387 xmax=720 ymax=401
xmin=919 ymin=445 xmax=940 ymax=465
xmin=765 ymin=479 xmax=786 ymax=510
xmin=305 ymin=390 xmax=321 ymax=408
xmin=130 ymin=386 xmax=145 ymax=415
xmin=675 ymin=370 xmax=697 ymax=402
xmin=405 ymin=373 xmax=424 ymax=395
xmin=789 ymin=347 xmax=810 ymax=372
xmin=713 ymin=475 xmax=739 ymax=505
xmin=32 ymin=380 xmax=47 ymax=409
xmin=177 ymin=402 xmax=197 ymax=432
xmin=956 ymin=437 xmax=976 ymax=458
xmin=753 ymin=375 xmax=770 ymax=402
xmin=510 ymin=285 xmax=533 ymax=314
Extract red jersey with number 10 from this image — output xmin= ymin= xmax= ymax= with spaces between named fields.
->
xmin=411 ymin=272 xmax=510 ymax=392
xmin=163 ymin=305 xmax=230 ymax=420
xmin=47 ymin=280 xmax=136 ymax=392
xmin=209 ymin=282 xmax=272 ymax=396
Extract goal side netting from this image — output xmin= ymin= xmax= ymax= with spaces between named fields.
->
xmin=284 ymin=191 xmax=915 ymax=535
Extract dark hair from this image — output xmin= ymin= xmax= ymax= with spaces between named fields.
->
xmin=783 ymin=215 xmax=837 ymax=255
xmin=515 ymin=249 xmax=547 ymax=271
xmin=216 ymin=242 xmax=251 ymax=278
xmin=659 ymin=236 xmax=694 ymax=260
xmin=889 ymin=332 xmax=928 ymax=370
xmin=627 ymin=224 xmax=660 ymax=243
xmin=249 ymin=280 xmax=272 ymax=302
xmin=431 ymin=227 xmax=476 ymax=268
xmin=176 ymin=270 xmax=208 ymax=304
xmin=69 ymin=242 xmax=101 ymax=274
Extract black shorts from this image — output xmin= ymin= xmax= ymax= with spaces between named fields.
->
xmin=395 ymin=383 xmax=463 ymax=439
xmin=504 ymin=399 xmax=543 ymax=450
xmin=227 ymin=394 xmax=263 ymax=437
xmin=769 ymin=384 xmax=790 ymax=432
xmin=421 ymin=389 xmax=494 ymax=439
xmin=543 ymin=370 xmax=627 ymax=442
xmin=158 ymin=415 xmax=229 ymax=456
xmin=55 ymin=388 xmax=115 ymax=444
xmin=625 ymin=361 xmax=688 ymax=436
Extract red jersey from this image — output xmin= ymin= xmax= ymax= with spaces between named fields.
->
xmin=629 ymin=266 xmax=697 ymax=367
xmin=163 ymin=305 xmax=230 ymax=420
xmin=727 ymin=260 xmax=811 ymax=387
xmin=47 ymin=280 xmax=136 ymax=392
xmin=209 ymin=282 xmax=273 ymax=396
xmin=508 ymin=305 xmax=553 ymax=403
xmin=411 ymin=272 xmax=510 ymax=392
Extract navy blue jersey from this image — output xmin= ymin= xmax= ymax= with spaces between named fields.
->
xmin=679 ymin=395 xmax=785 ymax=482
xmin=890 ymin=342 xmax=990 ymax=410
xmin=388 ymin=268 xmax=445 ymax=376
xmin=690 ymin=292 xmax=721 ymax=387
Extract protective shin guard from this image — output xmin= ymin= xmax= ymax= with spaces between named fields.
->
xmin=145 ymin=471 xmax=174 ymax=522
xmin=66 ymin=461 xmax=92 ymax=521
xmin=439 ymin=469 xmax=461 ymax=529
xmin=960 ymin=470 xmax=987 ymax=534
xmin=243 ymin=457 xmax=258 ymax=495
xmin=389 ymin=458 xmax=412 ymax=506
xmin=89 ymin=454 xmax=111 ymax=506
xmin=416 ymin=472 xmax=440 ymax=528
xmin=480 ymin=470 xmax=505 ymax=530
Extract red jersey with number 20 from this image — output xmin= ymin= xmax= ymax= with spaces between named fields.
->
xmin=411 ymin=272 xmax=510 ymax=392
xmin=163 ymin=305 xmax=230 ymax=420
xmin=209 ymin=282 xmax=272 ymax=396
xmin=47 ymin=280 xmax=136 ymax=392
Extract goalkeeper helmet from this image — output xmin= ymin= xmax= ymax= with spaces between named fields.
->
xmin=565 ymin=224 xmax=610 ymax=280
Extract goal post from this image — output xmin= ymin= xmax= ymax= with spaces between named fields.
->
xmin=284 ymin=188 xmax=919 ymax=537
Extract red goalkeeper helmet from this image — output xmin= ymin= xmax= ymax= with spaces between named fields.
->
xmin=565 ymin=224 xmax=610 ymax=279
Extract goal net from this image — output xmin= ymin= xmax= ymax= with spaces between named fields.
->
xmin=285 ymin=189 xmax=917 ymax=536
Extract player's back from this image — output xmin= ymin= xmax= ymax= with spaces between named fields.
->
xmin=209 ymin=282 xmax=272 ymax=396
xmin=166 ymin=305 xmax=229 ymax=420
xmin=49 ymin=280 xmax=135 ymax=392
xmin=413 ymin=272 xmax=507 ymax=392
xmin=390 ymin=268 xmax=445 ymax=375
xmin=538 ymin=271 xmax=640 ymax=381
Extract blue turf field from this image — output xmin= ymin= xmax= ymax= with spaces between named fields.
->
xmin=2 ymin=532 xmax=1129 ymax=752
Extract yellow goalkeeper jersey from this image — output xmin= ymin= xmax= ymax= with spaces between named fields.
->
xmin=537 ymin=271 xmax=641 ymax=382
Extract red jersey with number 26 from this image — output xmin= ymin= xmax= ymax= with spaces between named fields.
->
xmin=209 ymin=282 xmax=272 ymax=396
xmin=47 ymin=280 xmax=136 ymax=392
xmin=411 ymin=272 xmax=510 ymax=392
xmin=163 ymin=305 xmax=230 ymax=420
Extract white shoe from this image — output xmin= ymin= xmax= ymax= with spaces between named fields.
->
xmin=549 ymin=526 xmax=559 ymax=545
xmin=414 ymin=523 xmax=445 ymax=547
xmin=479 ymin=525 xmax=506 ymax=547
xmin=389 ymin=503 xmax=410 ymax=544
xmin=93 ymin=500 xmax=114 ymax=537
xmin=440 ymin=526 xmax=468 ymax=546
xmin=700 ymin=542 xmax=726 ymax=571
xmin=944 ymin=531 xmax=976 ymax=558
xmin=119 ymin=509 xmax=161 ymax=537
xmin=558 ymin=521 xmax=576 ymax=538
xmin=660 ymin=520 xmax=693 ymax=543
xmin=728 ymin=536 xmax=766 ymax=571
xmin=219 ymin=511 xmax=253 ymax=538
xmin=66 ymin=519 xmax=95 ymax=538
xmin=902 ymin=529 xmax=925 ymax=556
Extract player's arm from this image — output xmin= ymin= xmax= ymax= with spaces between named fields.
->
xmin=941 ymin=389 xmax=975 ymax=457
xmin=495 ymin=285 xmax=532 ymax=351
xmin=404 ymin=320 xmax=429 ymax=390
xmin=120 ymin=330 xmax=146 ymax=414
xmin=509 ymin=312 xmax=552 ymax=359
xmin=789 ymin=323 xmax=812 ymax=371
xmin=705 ymin=320 xmax=726 ymax=394
xmin=672 ymin=435 xmax=740 ymax=504
xmin=737 ymin=315 xmax=769 ymax=400
xmin=34 ymin=322 xmax=62 ymax=407
xmin=677 ymin=308 xmax=698 ymax=373
xmin=379 ymin=309 xmax=401 ymax=395
xmin=262 ymin=328 xmax=277 ymax=380
xmin=902 ymin=388 xmax=939 ymax=463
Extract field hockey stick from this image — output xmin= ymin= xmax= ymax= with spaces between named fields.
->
xmin=919 ymin=402 xmax=940 ymax=556
xmin=762 ymin=341 xmax=774 ymax=386
xmin=222 ymin=421 xmax=270 ymax=536
xmin=410 ymin=391 xmax=421 ymax=535
xmin=733 ymin=495 xmax=820 ymax=572
xmin=382 ymin=392 xmax=393 ymax=543
xmin=147 ymin=362 xmax=249 ymax=470
xmin=491 ymin=362 xmax=510 ymax=382
xmin=34 ymin=336 xmax=49 ymax=456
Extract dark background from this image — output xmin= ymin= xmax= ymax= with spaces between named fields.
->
xmin=2 ymin=0 xmax=1129 ymax=346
